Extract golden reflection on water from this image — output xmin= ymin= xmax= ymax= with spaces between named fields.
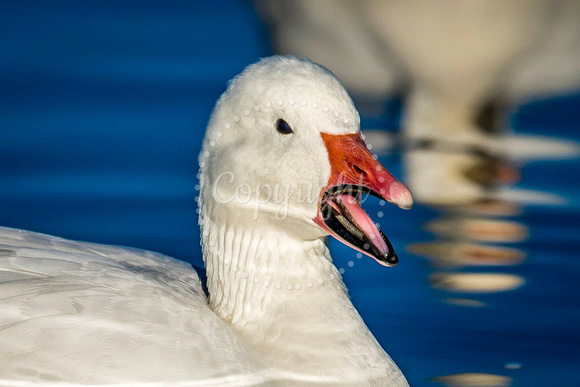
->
xmin=430 ymin=273 xmax=525 ymax=293
xmin=432 ymin=373 xmax=512 ymax=387
xmin=407 ymin=242 xmax=525 ymax=267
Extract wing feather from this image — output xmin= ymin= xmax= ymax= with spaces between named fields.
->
xmin=0 ymin=227 xmax=264 ymax=385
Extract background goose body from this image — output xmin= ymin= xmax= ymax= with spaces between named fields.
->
xmin=0 ymin=56 xmax=410 ymax=385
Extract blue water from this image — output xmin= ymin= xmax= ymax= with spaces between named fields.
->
xmin=1 ymin=2 xmax=579 ymax=386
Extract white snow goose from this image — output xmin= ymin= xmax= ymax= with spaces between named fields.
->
xmin=0 ymin=56 xmax=412 ymax=386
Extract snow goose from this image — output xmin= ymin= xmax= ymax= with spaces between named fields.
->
xmin=0 ymin=56 xmax=412 ymax=386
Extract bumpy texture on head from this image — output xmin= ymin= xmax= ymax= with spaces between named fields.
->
xmin=210 ymin=56 xmax=360 ymax=137
xmin=199 ymin=56 xmax=363 ymax=231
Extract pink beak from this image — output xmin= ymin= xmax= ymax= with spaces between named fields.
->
xmin=313 ymin=132 xmax=413 ymax=266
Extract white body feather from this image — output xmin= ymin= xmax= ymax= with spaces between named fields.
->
xmin=0 ymin=227 xmax=265 ymax=385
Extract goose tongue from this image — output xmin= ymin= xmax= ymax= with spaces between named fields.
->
xmin=332 ymin=193 xmax=390 ymax=258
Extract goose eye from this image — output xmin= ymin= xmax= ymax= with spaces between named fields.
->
xmin=276 ymin=119 xmax=293 ymax=135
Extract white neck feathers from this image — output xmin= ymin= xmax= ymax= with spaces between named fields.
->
xmin=200 ymin=205 xmax=406 ymax=385
xmin=202 ymin=215 xmax=340 ymax=326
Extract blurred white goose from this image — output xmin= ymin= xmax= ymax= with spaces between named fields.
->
xmin=254 ymin=0 xmax=403 ymax=99
xmin=0 ymin=56 xmax=412 ymax=386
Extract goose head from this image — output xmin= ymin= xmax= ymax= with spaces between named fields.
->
xmin=200 ymin=56 xmax=412 ymax=266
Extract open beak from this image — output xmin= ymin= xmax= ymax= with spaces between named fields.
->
xmin=314 ymin=132 xmax=413 ymax=267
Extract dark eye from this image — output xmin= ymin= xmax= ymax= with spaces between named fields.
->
xmin=276 ymin=119 xmax=293 ymax=135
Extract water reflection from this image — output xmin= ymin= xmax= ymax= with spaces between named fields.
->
xmin=402 ymin=137 xmax=529 ymax=293
xmin=408 ymin=242 xmax=525 ymax=268
xmin=424 ymin=217 xmax=528 ymax=244
xmin=365 ymin=125 xmax=577 ymax=286
xmin=365 ymin=127 xmax=576 ymax=290
xmin=363 ymin=129 xmax=579 ymax=208
xmin=432 ymin=373 xmax=512 ymax=387
xmin=430 ymin=273 xmax=525 ymax=294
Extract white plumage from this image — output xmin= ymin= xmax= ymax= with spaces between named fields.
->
xmin=0 ymin=56 xmax=409 ymax=386
xmin=0 ymin=227 xmax=265 ymax=385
